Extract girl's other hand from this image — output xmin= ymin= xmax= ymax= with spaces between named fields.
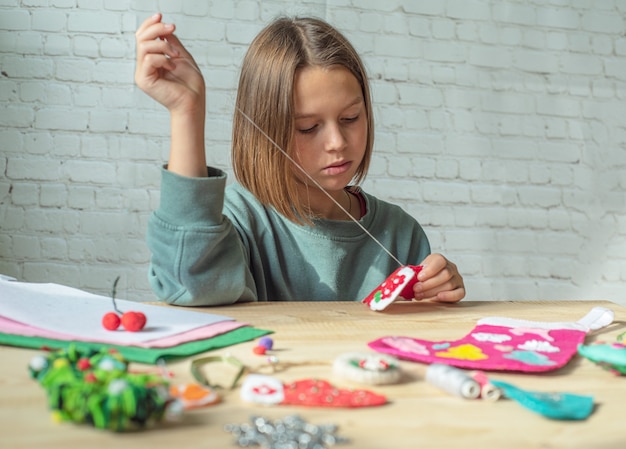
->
xmin=413 ymin=254 xmax=466 ymax=303
xmin=135 ymin=13 xmax=205 ymax=115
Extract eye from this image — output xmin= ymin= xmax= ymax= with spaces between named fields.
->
xmin=297 ymin=124 xmax=317 ymax=134
xmin=343 ymin=115 xmax=359 ymax=123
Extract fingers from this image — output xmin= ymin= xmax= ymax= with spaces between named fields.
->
xmin=135 ymin=14 xmax=198 ymax=76
xmin=135 ymin=13 xmax=180 ymax=64
xmin=413 ymin=254 xmax=466 ymax=303
xmin=416 ymin=254 xmax=447 ymax=282
xmin=134 ymin=14 xmax=191 ymax=94
xmin=136 ymin=13 xmax=176 ymax=43
xmin=136 ymin=12 xmax=161 ymax=36
xmin=435 ymin=287 xmax=466 ymax=303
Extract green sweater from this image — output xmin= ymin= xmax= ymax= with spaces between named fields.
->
xmin=147 ymin=167 xmax=431 ymax=306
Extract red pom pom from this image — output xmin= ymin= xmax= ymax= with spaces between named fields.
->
xmin=102 ymin=312 xmax=121 ymax=330
xmin=121 ymin=311 xmax=147 ymax=332
xmin=137 ymin=312 xmax=147 ymax=328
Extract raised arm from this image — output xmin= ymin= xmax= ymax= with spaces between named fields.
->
xmin=135 ymin=13 xmax=208 ymax=178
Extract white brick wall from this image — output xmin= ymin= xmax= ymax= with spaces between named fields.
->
xmin=1 ymin=0 xmax=625 ymax=305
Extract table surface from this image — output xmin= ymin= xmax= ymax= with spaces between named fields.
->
xmin=2 ymin=300 xmax=625 ymax=449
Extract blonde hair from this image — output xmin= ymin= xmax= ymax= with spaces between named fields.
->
xmin=232 ymin=17 xmax=374 ymax=224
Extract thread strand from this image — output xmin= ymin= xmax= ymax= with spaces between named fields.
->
xmin=237 ymin=108 xmax=403 ymax=267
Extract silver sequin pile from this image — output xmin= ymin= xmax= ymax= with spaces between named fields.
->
xmin=224 ymin=415 xmax=350 ymax=448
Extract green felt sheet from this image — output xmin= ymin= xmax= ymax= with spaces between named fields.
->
xmin=0 ymin=326 xmax=271 ymax=364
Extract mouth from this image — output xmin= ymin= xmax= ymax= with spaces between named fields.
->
xmin=323 ymin=160 xmax=352 ymax=176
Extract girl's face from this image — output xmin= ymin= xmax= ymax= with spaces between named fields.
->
xmin=292 ymin=65 xmax=368 ymax=194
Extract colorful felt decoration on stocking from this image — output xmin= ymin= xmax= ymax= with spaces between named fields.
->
xmin=368 ymin=307 xmax=614 ymax=372
xmin=362 ymin=265 xmax=423 ymax=311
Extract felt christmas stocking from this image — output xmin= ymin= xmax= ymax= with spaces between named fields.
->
xmin=368 ymin=307 xmax=614 ymax=373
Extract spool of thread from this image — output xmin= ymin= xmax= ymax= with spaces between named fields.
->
xmin=426 ymin=363 xmax=481 ymax=399
xmin=470 ymin=371 xmax=502 ymax=401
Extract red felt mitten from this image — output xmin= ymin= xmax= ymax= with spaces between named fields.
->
xmin=240 ymin=374 xmax=387 ymax=408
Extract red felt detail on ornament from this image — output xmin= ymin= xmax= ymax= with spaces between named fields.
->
xmin=362 ymin=265 xmax=423 ymax=311
xmin=398 ymin=265 xmax=423 ymax=299
xmin=281 ymin=379 xmax=387 ymax=408
xmin=102 ymin=312 xmax=121 ymax=331
xmin=121 ymin=311 xmax=147 ymax=332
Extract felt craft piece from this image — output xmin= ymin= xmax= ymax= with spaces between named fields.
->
xmin=490 ymin=380 xmax=595 ymax=420
xmin=332 ymin=352 xmax=402 ymax=385
xmin=240 ymin=374 xmax=387 ymax=408
xmin=362 ymin=265 xmax=423 ymax=311
xmin=0 ymin=314 xmax=248 ymax=348
xmin=169 ymin=383 xmax=220 ymax=409
xmin=577 ymin=341 xmax=626 ymax=375
xmin=29 ymin=345 xmax=178 ymax=432
xmin=368 ymin=307 xmax=614 ymax=372
xmin=0 ymin=326 xmax=270 ymax=364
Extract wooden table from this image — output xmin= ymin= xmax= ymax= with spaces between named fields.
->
xmin=1 ymin=300 xmax=625 ymax=448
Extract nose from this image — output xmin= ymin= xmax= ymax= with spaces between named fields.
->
xmin=324 ymin=122 xmax=348 ymax=152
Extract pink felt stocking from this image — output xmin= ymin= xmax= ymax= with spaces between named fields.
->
xmin=368 ymin=307 xmax=614 ymax=372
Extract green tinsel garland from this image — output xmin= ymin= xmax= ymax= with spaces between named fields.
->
xmin=29 ymin=344 xmax=178 ymax=432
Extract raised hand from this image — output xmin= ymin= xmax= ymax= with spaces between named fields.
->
xmin=135 ymin=13 xmax=205 ymax=115
xmin=135 ymin=13 xmax=207 ymax=177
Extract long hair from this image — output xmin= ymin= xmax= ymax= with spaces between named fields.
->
xmin=232 ymin=17 xmax=374 ymax=224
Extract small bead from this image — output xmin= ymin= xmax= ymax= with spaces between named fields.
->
xmin=253 ymin=345 xmax=267 ymax=355
xmin=29 ymin=355 xmax=48 ymax=372
xmin=258 ymin=336 xmax=274 ymax=350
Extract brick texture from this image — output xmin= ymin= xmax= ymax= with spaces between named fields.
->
xmin=1 ymin=1 xmax=625 ymax=305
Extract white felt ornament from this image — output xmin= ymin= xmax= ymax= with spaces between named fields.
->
xmin=333 ymin=352 xmax=402 ymax=385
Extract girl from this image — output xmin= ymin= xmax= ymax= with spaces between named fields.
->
xmin=135 ymin=13 xmax=465 ymax=306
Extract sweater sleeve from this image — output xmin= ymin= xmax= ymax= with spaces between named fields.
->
xmin=146 ymin=167 xmax=257 ymax=306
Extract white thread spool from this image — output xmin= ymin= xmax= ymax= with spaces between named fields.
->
xmin=426 ymin=364 xmax=480 ymax=399
xmin=479 ymin=383 xmax=502 ymax=401
xmin=470 ymin=371 xmax=502 ymax=402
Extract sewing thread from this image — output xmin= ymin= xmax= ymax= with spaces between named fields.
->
xmin=237 ymin=107 xmax=403 ymax=267
xmin=426 ymin=363 xmax=480 ymax=399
